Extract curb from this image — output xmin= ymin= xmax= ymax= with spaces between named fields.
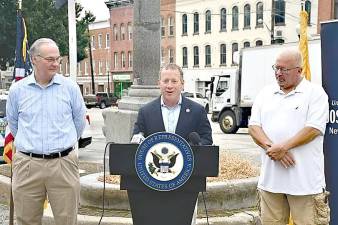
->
xmin=0 ymin=174 xmax=260 ymax=225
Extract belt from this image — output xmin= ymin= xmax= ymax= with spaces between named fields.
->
xmin=20 ymin=147 xmax=74 ymax=159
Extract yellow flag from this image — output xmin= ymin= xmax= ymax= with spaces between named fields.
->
xmin=299 ymin=10 xmax=311 ymax=81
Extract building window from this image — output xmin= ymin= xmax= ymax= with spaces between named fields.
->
xmin=113 ymin=25 xmax=118 ymax=41
xmin=244 ymin=41 xmax=250 ymax=48
xmin=182 ymin=47 xmax=188 ymax=67
xmin=98 ymin=34 xmax=102 ymax=48
xmin=92 ymin=61 xmax=96 ymax=75
xmin=220 ymin=8 xmax=226 ymax=31
xmin=106 ymin=60 xmax=109 ymax=73
xmin=121 ymin=52 xmax=126 ymax=68
xmin=193 ymin=46 xmax=199 ymax=67
xmin=335 ymin=0 xmax=338 ymax=19
xmin=169 ymin=48 xmax=174 ymax=63
xmin=105 ymin=33 xmax=110 ymax=48
xmin=275 ymin=0 xmax=285 ymax=25
xmin=168 ymin=17 xmax=174 ymax=36
xmin=244 ymin=4 xmax=251 ymax=29
xmin=220 ymin=44 xmax=226 ymax=65
xmin=91 ymin=35 xmax=95 ymax=49
xmin=161 ymin=17 xmax=165 ymax=37
xmin=205 ymin=10 xmax=211 ymax=33
xmin=193 ymin=12 xmax=199 ymax=34
xmin=182 ymin=14 xmax=187 ymax=35
xmin=256 ymin=40 xmax=263 ymax=46
xmin=120 ymin=24 xmax=125 ymax=40
xmin=232 ymin=6 xmax=239 ymax=30
xmin=77 ymin=63 xmax=81 ymax=76
xmin=256 ymin=2 xmax=263 ymax=27
xmin=114 ymin=52 xmax=118 ymax=69
xmin=128 ymin=51 xmax=132 ymax=67
xmin=128 ymin=23 xmax=132 ymax=40
xmin=232 ymin=43 xmax=238 ymax=65
xmin=99 ymin=61 xmax=102 ymax=74
xmin=84 ymin=61 xmax=88 ymax=75
xmin=305 ymin=0 xmax=311 ymax=25
xmin=161 ymin=48 xmax=165 ymax=65
xmin=205 ymin=45 xmax=211 ymax=66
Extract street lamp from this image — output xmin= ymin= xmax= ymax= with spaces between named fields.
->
xmin=258 ymin=18 xmax=274 ymax=44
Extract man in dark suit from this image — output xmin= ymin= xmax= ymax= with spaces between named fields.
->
xmin=132 ymin=63 xmax=212 ymax=145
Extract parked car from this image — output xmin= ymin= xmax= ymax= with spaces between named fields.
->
xmin=182 ymin=91 xmax=210 ymax=113
xmin=84 ymin=92 xmax=118 ymax=109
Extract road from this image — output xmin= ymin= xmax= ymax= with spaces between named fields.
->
xmin=79 ymin=107 xmax=261 ymax=166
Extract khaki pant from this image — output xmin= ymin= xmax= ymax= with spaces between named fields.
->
xmin=12 ymin=151 xmax=80 ymax=225
xmin=258 ymin=189 xmax=330 ymax=225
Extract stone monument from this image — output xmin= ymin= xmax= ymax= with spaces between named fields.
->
xmin=103 ymin=0 xmax=161 ymax=143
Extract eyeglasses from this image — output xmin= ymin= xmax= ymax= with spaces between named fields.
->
xmin=37 ymin=55 xmax=62 ymax=64
xmin=272 ymin=65 xmax=300 ymax=74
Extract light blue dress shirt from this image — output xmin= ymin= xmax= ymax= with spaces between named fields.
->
xmin=6 ymin=73 xmax=86 ymax=154
xmin=161 ymin=95 xmax=182 ymax=133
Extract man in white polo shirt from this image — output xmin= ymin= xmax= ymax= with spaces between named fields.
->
xmin=249 ymin=49 xmax=330 ymax=225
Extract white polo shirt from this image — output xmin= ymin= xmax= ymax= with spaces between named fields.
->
xmin=249 ymin=78 xmax=329 ymax=195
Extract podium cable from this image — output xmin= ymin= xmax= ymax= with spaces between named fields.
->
xmin=97 ymin=141 xmax=114 ymax=225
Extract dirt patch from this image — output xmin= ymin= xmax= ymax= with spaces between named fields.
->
xmin=97 ymin=152 xmax=259 ymax=184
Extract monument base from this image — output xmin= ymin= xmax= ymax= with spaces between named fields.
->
xmin=103 ymin=85 xmax=160 ymax=143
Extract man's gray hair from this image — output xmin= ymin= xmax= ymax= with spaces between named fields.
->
xmin=29 ymin=38 xmax=59 ymax=57
xmin=158 ymin=63 xmax=184 ymax=81
xmin=277 ymin=48 xmax=303 ymax=68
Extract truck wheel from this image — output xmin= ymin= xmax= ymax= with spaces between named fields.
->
xmin=219 ymin=111 xmax=239 ymax=134
xmin=205 ymin=104 xmax=209 ymax=113
xmin=100 ymin=102 xmax=106 ymax=109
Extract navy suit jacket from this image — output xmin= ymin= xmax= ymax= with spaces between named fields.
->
xmin=133 ymin=96 xmax=213 ymax=145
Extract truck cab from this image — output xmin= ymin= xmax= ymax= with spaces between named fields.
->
xmin=210 ymin=69 xmax=244 ymax=133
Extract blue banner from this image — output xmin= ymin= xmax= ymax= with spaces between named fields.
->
xmin=321 ymin=20 xmax=338 ymax=225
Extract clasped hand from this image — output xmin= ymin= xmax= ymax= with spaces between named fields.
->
xmin=266 ymin=143 xmax=295 ymax=168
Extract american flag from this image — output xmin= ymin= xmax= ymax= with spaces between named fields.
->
xmin=3 ymin=8 xmax=32 ymax=164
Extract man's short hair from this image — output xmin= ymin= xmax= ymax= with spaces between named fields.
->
xmin=29 ymin=38 xmax=59 ymax=57
xmin=277 ymin=48 xmax=303 ymax=68
xmin=158 ymin=63 xmax=184 ymax=81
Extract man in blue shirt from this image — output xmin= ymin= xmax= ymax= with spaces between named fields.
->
xmin=6 ymin=38 xmax=86 ymax=225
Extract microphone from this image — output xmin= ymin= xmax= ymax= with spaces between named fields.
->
xmin=188 ymin=132 xmax=202 ymax=146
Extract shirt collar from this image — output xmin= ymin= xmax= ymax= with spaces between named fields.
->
xmin=27 ymin=73 xmax=62 ymax=87
xmin=272 ymin=76 xmax=307 ymax=95
xmin=161 ymin=95 xmax=182 ymax=108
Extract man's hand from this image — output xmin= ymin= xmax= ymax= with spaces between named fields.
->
xmin=266 ymin=143 xmax=288 ymax=161
xmin=279 ymin=152 xmax=295 ymax=168
xmin=131 ymin=133 xmax=145 ymax=144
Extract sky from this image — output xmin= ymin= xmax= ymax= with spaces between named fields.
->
xmin=77 ymin=0 xmax=110 ymax=21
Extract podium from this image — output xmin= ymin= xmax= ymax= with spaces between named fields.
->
xmin=109 ymin=143 xmax=219 ymax=225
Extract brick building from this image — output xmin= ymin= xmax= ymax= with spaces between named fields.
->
xmin=60 ymin=20 xmax=111 ymax=95
xmin=106 ymin=0 xmax=133 ymax=98
xmin=317 ymin=0 xmax=338 ymax=33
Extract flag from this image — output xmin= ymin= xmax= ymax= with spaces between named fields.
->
xmin=3 ymin=126 xmax=14 ymax=164
xmin=299 ymin=10 xmax=311 ymax=81
xmin=3 ymin=9 xmax=32 ymax=164
xmin=14 ymin=9 xmax=32 ymax=81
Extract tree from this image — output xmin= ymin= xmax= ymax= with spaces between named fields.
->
xmin=0 ymin=0 xmax=96 ymax=70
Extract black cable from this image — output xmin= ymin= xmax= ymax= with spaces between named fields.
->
xmin=97 ymin=141 xmax=113 ymax=225
xmin=201 ymin=191 xmax=210 ymax=225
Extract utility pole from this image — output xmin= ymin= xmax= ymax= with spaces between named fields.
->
xmin=271 ymin=0 xmax=275 ymax=44
xmin=88 ymin=31 xmax=95 ymax=94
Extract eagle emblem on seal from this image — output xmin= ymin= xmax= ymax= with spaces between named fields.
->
xmin=148 ymin=147 xmax=179 ymax=176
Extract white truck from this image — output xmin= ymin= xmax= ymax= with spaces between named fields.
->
xmin=211 ymin=39 xmax=322 ymax=133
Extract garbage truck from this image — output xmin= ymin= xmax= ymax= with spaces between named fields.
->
xmin=210 ymin=39 xmax=322 ymax=134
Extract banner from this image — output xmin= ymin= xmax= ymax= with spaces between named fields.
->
xmin=321 ymin=20 xmax=338 ymax=225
